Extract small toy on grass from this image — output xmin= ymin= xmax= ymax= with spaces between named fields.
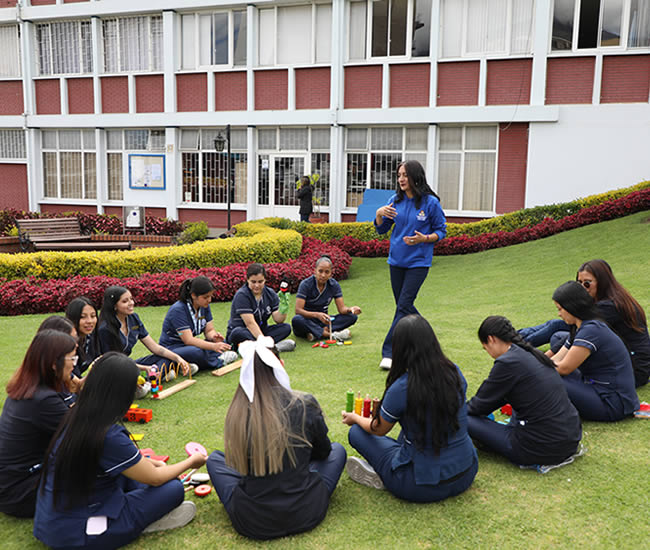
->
xmin=123 ymin=407 xmax=152 ymax=424
xmin=194 ymin=485 xmax=212 ymax=497
xmin=129 ymin=433 xmax=144 ymax=442
xmin=211 ymin=358 xmax=243 ymax=377
xmin=140 ymin=448 xmax=169 ymax=462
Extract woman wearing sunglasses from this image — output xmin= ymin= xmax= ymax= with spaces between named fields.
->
xmin=549 ymin=281 xmax=639 ymax=421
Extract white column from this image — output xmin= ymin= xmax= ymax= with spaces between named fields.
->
xmin=330 ymin=0 xmax=344 ymax=111
xmin=246 ymin=125 xmax=257 ymax=220
xmin=429 ymin=0 xmax=441 ymax=107
xmin=592 ymin=53 xmax=603 ymax=105
xmin=478 ymin=58 xmax=487 ymax=106
xmin=329 ymin=124 xmax=345 ymax=222
xmin=287 ymin=67 xmax=296 ymax=110
xmin=163 ymin=10 xmax=177 ymax=113
xmin=95 ymin=128 xmax=106 ymax=213
xmin=530 ymin=0 xmax=552 ymax=105
xmin=91 ymin=16 xmax=102 ymax=114
xmin=382 ymin=62 xmax=390 ymax=108
xmin=247 ymin=5 xmax=256 ymax=112
xmin=165 ymin=127 xmax=179 ymax=219
xmin=127 ymin=73 xmax=135 ymax=114
xmin=426 ymin=124 xmax=437 ymax=191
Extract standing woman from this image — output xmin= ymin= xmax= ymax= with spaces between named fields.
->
xmin=296 ymin=175 xmax=313 ymax=223
xmin=375 ymin=160 xmax=446 ymax=370
xmin=467 ymin=316 xmax=582 ymax=467
xmin=34 ymin=353 xmax=206 ymax=549
xmin=0 ymin=329 xmax=77 ymax=517
xmin=342 ymin=315 xmax=477 ymax=503
xmin=206 ymin=336 xmax=346 ymax=540
xmin=65 ymin=297 xmax=99 ymax=377
xmin=550 ymin=281 xmax=639 ymax=421
xmin=226 ymin=264 xmax=294 ymax=352
xmin=159 ymin=276 xmax=238 ymax=372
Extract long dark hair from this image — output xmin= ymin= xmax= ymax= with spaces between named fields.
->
xmin=178 ymin=276 xmax=215 ymax=303
xmin=38 ymin=316 xmax=75 ymax=335
xmin=478 ymin=316 xmax=556 ymax=368
xmin=373 ymin=315 xmax=461 ymax=453
xmin=42 ymin=352 xmax=139 ymax=509
xmin=98 ymin=286 xmax=128 ymax=352
xmin=66 ymin=297 xmax=99 ymax=368
xmin=394 ymin=160 xmax=440 ymax=209
xmin=6 ymin=329 xmax=77 ymax=400
xmin=552 ymin=281 xmax=601 ymax=340
xmin=246 ymin=263 xmax=266 ymax=279
xmin=578 ymin=259 xmax=647 ymax=332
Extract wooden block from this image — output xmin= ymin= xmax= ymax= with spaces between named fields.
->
xmin=155 ymin=379 xmax=197 ymax=399
xmin=211 ymin=359 xmax=243 ymax=377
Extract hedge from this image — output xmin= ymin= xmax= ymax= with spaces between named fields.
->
xmin=0 ymin=227 xmax=302 ymax=281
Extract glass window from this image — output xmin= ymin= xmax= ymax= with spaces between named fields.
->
xmin=42 ymin=130 xmax=96 ymax=200
xmin=349 ymin=2 xmax=367 ymax=60
xmin=628 ymin=0 xmax=650 ymax=47
xmin=103 ymin=15 xmax=162 ymax=73
xmin=258 ymin=129 xmax=277 ymax=150
xmin=0 ymin=25 xmax=21 ymax=77
xmin=0 ymin=129 xmax=26 ymax=159
xmin=280 ymin=128 xmax=308 ymax=150
xmin=37 ymin=20 xmax=93 ymax=75
xmin=278 ymin=5 xmax=312 ymax=64
xmin=412 ymin=0 xmax=431 ymax=56
xmin=368 ymin=0 xmax=413 ymax=58
xmin=182 ymin=11 xmax=247 ymax=69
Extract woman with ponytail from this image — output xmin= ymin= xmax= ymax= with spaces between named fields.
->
xmin=159 ymin=276 xmax=238 ymax=372
xmin=467 ymin=316 xmax=582 ymax=466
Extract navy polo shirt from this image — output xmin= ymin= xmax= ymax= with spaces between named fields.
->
xmin=98 ymin=313 xmax=149 ymax=356
xmin=227 ymin=285 xmax=279 ymax=333
xmin=159 ymin=300 xmax=213 ymax=348
xmin=296 ymin=275 xmax=343 ymax=313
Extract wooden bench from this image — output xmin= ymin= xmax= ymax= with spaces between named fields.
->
xmin=15 ymin=218 xmax=131 ymax=252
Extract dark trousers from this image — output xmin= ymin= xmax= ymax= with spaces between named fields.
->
xmin=382 ymin=266 xmax=429 ymax=358
xmin=167 ymin=344 xmax=224 ymax=371
xmin=562 ymin=370 xmax=626 ymax=421
xmin=348 ymin=425 xmax=477 ymax=503
xmin=227 ymin=323 xmax=292 ymax=347
xmin=518 ymin=319 xmax=570 ymax=347
xmin=300 ymin=213 xmax=311 ymax=223
xmin=467 ymin=415 xmax=529 ymax=465
xmin=292 ymin=313 xmax=358 ymax=339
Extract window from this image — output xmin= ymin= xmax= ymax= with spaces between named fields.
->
xmin=181 ymin=11 xmax=247 ymax=69
xmin=437 ymin=126 xmax=497 ymax=213
xmin=0 ymin=25 xmax=21 ymax=78
xmin=0 ymin=130 xmax=26 ymax=160
xmin=441 ymin=0 xmax=535 ymax=58
xmin=180 ymin=129 xmax=248 ymax=204
xmin=42 ymin=130 xmax=96 ymax=200
xmin=349 ymin=0 xmax=431 ymax=60
xmin=258 ymin=4 xmax=331 ymax=66
xmin=103 ymin=15 xmax=163 ymax=73
xmin=37 ymin=21 xmax=93 ymax=75
xmin=345 ymin=127 xmax=428 ymax=208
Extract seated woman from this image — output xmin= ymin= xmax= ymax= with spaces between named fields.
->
xmin=65 ymin=297 xmax=99 ymax=377
xmin=159 ymin=276 xmax=238 ymax=372
xmin=226 ymin=264 xmax=294 ymax=352
xmin=97 ymin=286 xmax=191 ymax=395
xmin=206 ymin=336 xmax=346 ymax=540
xmin=550 ymin=281 xmax=639 ymax=421
xmin=342 ymin=315 xmax=477 ymax=503
xmin=291 ymin=255 xmax=362 ymax=342
xmin=520 ymin=259 xmax=649 ymax=387
xmin=34 ymin=353 xmax=207 ymax=549
xmin=467 ymin=316 xmax=582 ymax=466
xmin=0 ymin=329 xmax=77 ymax=518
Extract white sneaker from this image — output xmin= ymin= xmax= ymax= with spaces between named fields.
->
xmin=331 ymin=329 xmax=351 ymax=341
xmin=379 ymin=358 xmax=392 ymax=370
xmin=165 ymin=368 xmax=176 ymax=381
xmin=143 ymin=501 xmax=196 ymax=533
xmin=346 ymin=457 xmax=384 ymax=490
xmin=135 ymin=382 xmax=151 ymax=399
xmin=275 ymin=339 xmax=296 ymax=352
xmin=220 ymin=351 xmax=239 ymax=365
xmin=189 ymin=363 xmax=199 ymax=376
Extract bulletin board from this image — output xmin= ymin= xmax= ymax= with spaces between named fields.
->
xmin=128 ymin=154 xmax=166 ymax=190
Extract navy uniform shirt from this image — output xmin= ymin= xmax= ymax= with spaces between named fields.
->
xmin=296 ymin=275 xmax=343 ymax=314
xmin=227 ymin=285 xmax=279 ymax=334
xmin=159 ymin=300 xmax=213 ymax=348
xmin=98 ymin=313 xmax=149 ymax=356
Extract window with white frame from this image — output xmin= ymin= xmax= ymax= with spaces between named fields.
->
xmin=103 ymin=15 xmax=163 ymax=73
xmin=345 ymin=127 xmax=428 ymax=208
xmin=441 ymin=0 xmax=535 ymax=58
xmin=42 ymin=130 xmax=97 ymax=200
xmin=552 ymin=0 xmax=650 ymax=50
xmin=180 ymin=129 xmax=248 ymax=204
xmin=181 ymin=11 xmax=247 ymax=69
xmin=0 ymin=130 xmax=26 ymax=160
xmin=0 ymin=25 xmax=21 ymax=78
xmin=437 ymin=126 xmax=497 ymax=213
xmin=106 ymin=129 xmax=165 ymax=201
xmin=37 ymin=21 xmax=93 ymax=75
xmin=259 ymin=4 xmax=331 ymax=66
xmin=348 ymin=0 xmax=431 ymax=60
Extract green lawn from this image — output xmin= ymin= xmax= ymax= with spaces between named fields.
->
xmin=1 ymin=211 xmax=649 ymax=549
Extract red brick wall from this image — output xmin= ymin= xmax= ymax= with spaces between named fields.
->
xmin=0 ymin=1 xmax=19 ymax=6
xmin=389 ymin=64 xmax=430 ymax=107
xmin=101 ymin=76 xmax=129 ymax=113
xmin=0 ymin=81 xmax=23 ymax=115
xmin=40 ymin=204 xmax=97 ymax=215
xmin=30 ymin=0 xmax=56 ymax=4
xmin=67 ymin=78 xmax=94 ymax=114
xmin=600 ymin=55 xmax=650 ymax=103
xmin=177 ymin=73 xmax=207 ymax=112
xmin=495 ymin=122 xmax=528 ymax=214
xmin=35 ymin=79 xmax=61 ymax=114
xmin=178 ymin=208 xmax=247 ymax=227
xmin=546 ymin=57 xmax=595 ymax=104
xmin=344 ymin=66 xmax=382 ymax=108
xmin=254 ymin=70 xmax=288 ymax=110
xmin=486 ymin=59 xmax=532 ymax=105
xmin=215 ymin=72 xmax=247 ymax=111
xmin=295 ymin=67 xmax=330 ymax=109
xmin=341 ymin=213 xmax=356 ymax=223
xmin=0 ymin=164 xmax=29 ymax=210
xmin=136 ymin=75 xmax=164 ymax=113
xmin=437 ymin=61 xmax=480 ymax=106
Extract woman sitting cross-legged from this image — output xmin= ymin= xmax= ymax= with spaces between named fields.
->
xmin=291 ymin=255 xmax=362 ymax=342
xmin=467 ymin=316 xmax=582 ymax=467
xmin=342 ymin=314 xmax=477 ymax=503
xmin=206 ymin=336 xmax=346 ymax=540
xmin=33 ymin=352 xmax=207 ymax=549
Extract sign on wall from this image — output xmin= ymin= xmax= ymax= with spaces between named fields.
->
xmin=128 ymin=154 xmax=166 ymax=190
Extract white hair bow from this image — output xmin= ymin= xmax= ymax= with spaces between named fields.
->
xmin=239 ymin=336 xmax=291 ymax=402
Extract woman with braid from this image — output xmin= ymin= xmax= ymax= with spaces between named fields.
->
xmin=467 ymin=316 xmax=582 ymax=466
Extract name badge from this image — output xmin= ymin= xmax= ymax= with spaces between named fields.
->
xmin=416 ymin=210 xmax=427 ymax=221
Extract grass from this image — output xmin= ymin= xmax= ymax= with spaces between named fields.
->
xmin=1 ymin=211 xmax=649 ymax=549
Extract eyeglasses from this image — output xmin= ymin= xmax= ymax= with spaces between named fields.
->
xmin=579 ymin=280 xmax=593 ymax=289
xmin=65 ymin=355 xmax=79 ymax=365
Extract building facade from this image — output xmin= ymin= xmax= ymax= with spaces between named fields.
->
xmin=0 ymin=0 xmax=649 ymax=225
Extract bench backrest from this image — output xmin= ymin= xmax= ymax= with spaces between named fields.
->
xmin=16 ymin=218 xmax=82 ymax=240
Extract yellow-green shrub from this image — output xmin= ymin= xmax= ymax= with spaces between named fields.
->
xmin=236 ymin=217 xmax=390 ymax=241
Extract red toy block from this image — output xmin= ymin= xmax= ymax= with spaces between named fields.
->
xmin=123 ymin=408 xmax=153 ymax=424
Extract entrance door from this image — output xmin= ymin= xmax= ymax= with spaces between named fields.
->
xmin=256 ymin=154 xmax=307 ymax=220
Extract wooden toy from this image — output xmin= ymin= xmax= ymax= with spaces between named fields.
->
xmin=354 ymin=391 xmax=363 ymax=415
xmin=129 ymin=433 xmax=144 ymax=441
xmin=343 ymin=341 xmax=352 ymax=345
xmin=362 ymin=395 xmax=371 ymax=417
xmin=320 ymin=343 xmax=329 ymax=348
xmin=194 ymin=484 xmax=212 ymax=497
xmin=211 ymin=358 xmax=243 ymax=377
xmin=123 ymin=407 xmax=152 ymax=424
xmin=155 ymin=379 xmax=196 ymax=399
xmin=345 ymin=390 xmax=354 ymax=413
xmin=311 ymin=343 xmax=320 ymax=348
xmin=140 ymin=448 xmax=169 ymax=462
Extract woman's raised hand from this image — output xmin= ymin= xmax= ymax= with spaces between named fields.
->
xmin=377 ymin=203 xmax=397 ymax=220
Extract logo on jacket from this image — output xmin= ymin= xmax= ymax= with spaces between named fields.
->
xmin=416 ymin=210 xmax=427 ymax=221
